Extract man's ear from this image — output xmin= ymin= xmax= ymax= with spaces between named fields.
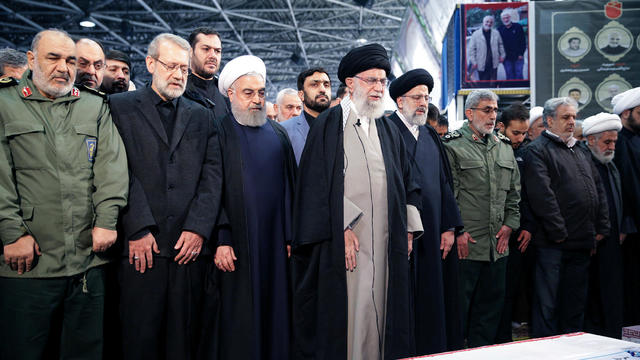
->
xmin=298 ymin=90 xmax=304 ymax=101
xmin=496 ymin=121 xmax=505 ymax=133
xmin=396 ymin=97 xmax=404 ymax=112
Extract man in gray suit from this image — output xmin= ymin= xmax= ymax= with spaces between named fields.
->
xmin=281 ymin=67 xmax=332 ymax=163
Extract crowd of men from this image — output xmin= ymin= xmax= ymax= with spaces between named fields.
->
xmin=1 ymin=26 xmax=640 ymax=360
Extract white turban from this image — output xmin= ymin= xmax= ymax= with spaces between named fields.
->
xmin=218 ymin=55 xmax=266 ymax=97
xmin=612 ymin=87 xmax=640 ymax=115
xmin=582 ymin=112 xmax=622 ymax=136
xmin=530 ymin=106 xmax=544 ymax=123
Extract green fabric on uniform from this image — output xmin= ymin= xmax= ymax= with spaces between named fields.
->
xmin=0 ymin=70 xmax=128 ymax=278
xmin=443 ymin=122 xmax=520 ymax=261
xmin=459 ymin=257 xmax=507 ymax=347
xmin=0 ymin=266 xmax=106 ymax=359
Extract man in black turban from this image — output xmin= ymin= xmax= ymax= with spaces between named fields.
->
xmin=291 ymin=44 xmax=424 ymax=359
xmin=388 ymin=69 xmax=465 ymax=354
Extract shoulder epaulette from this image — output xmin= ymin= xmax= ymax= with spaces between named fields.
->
xmin=77 ymin=84 xmax=108 ymax=100
xmin=0 ymin=77 xmax=18 ymax=88
xmin=496 ymin=132 xmax=512 ymax=144
xmin=442 ymin=130 xmax=461 ymax=142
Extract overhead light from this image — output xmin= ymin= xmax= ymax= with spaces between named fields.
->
xmin=357 ymin=38 xmax=367 ymax=44
xmin=79 ymin=19 xmax=96 ymax=28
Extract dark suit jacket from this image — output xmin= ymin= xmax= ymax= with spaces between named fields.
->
xmin=110 ymin=87 xmax=223 ymax=257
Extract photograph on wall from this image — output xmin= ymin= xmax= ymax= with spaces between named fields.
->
xmin=534 ymin=0 xmax=640 ymax=116
xmin=461 ymin=2 xmax=529 ymax=89
xmin=557 ymin=27 xmax=592 ymax=63
xmin=558 ymin=77 xmax=592 ymax=110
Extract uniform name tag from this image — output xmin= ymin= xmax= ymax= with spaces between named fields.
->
xmin=86 ymin=138 xmax=96 ymax=162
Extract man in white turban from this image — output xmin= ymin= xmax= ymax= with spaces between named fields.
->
xmin=201 ymin=54 xmax=297 ymax=360
xmin=528 ymin=106 xmax=545 ymax=140
xmin=581 ymin=112 xmax=624 ymax=339
xmin=612 ymin=87 xmax=640 ymax=326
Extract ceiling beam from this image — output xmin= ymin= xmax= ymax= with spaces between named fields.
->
xmin=285 ymin=0 xmax=309 ymax=67
xmin=90 ymin=17 xmax=147 ymax=58
xmin=324 ymin=0 xmax=402 ymax=22
xmin=135 ymin=0 xmax=172 ymax=31
xmin=0 ymin=3 xmax=44 ymax=31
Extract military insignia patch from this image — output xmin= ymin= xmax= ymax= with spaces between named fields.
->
xmin=442 ymin=130 xmax=461 ymax=142
xmin=72 ymin=88 xmax=80 ymax=97
xmin=86 ymin=138 xmax=97 ymax=162
xmin=496 ymin=132 xmax=512 ymax=144
xmin=22 ymin=86 xmax=32 ymax=97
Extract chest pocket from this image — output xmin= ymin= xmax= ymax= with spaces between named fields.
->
xmin=459 ymin=160 xmax=485 ymax=190
xmin=496 ymin=160 xmax=514 ymax=190
xmin=74 ymin=124 xmax=98 ymax=168
xmin=5 ymin=122 xmax=46 ymax=170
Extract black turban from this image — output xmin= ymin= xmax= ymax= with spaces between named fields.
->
xmin=388 ymin=69 xmax=434 ymax=103
xmin=337 ymin=43 xmax=390 ymax=83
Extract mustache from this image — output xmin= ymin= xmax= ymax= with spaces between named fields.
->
xmin=52 ymin=72 xmax=71 ymax=81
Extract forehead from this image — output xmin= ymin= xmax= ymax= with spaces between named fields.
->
xmin=484 ymin=17 xmax=494 ymax=22
xmin=356 ymin=68 xmax=386 ymax=78
xmin=476 ymin=99 xmax=497 ymax=108
xmin=157 ymin=40 xmax=189 ymax=63
xmin=195 ymin=34 xmax=221 ymax=48
xmin=106 ymin=59 xmax=129 ymax=69
xmin=304 ymin=71 xmax=330 ymax=84
xmin=36 ymin=32 xmax=75 ymax=55
xmin=556 ymin=104 xmax=576 ymax=115
xmin=76 ymin=40 xmax=104 ymax=60
xmin=406 ymin=84 xmax=430 ymax=95
xmin=599 ymin=130 xmax=618 ymax=141
xmin=235 ymin=74 xmax=265 ymax=89
xmin=501 ymin=13 xmax=510 ymax=18
xmin=282 ymin=93 xmax=301 ymax=104
xmin=507 ymin=119 xmax=529 ymax=131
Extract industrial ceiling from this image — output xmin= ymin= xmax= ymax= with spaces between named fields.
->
xmin=0 ymin=0 xmax=410 ymax=98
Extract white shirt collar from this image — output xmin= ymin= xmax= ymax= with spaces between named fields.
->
xmin=545 ymin=129 xmax=577 ymax=148
xmin=396 ymin=110 xmax=419 ymax=140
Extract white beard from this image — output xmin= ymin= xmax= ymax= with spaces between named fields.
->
xmin=232 ymin=101 xmax=267 ymax=127
xmin=352 ymin=83 xmax=385 ymax=119
xmin=32 ymin=61 xmax=74 ymax=98
xmin=589 ymin=147 xmax=614 ymax=164
xmin=401 ymin=108 xmax=427 ymax=126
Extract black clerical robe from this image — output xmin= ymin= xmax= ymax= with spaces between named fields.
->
xmin=586 ymin=152 xmax=623 ymax=338
xmin=388 ymin=113 xmax=464 ymax=355
xmin=291 ymin=105 xmax=421 ymax=360
xmin=201 ymin=113 xmax=296 ymax=360
xmin=185 ymin=73 xmax=230 ymax=120
xmin=613 ymin=127 xmax=640 ymax=325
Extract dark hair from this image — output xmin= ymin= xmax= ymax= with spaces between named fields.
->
xmin=0 ymin=48 xmax=27 ymax=76
xmin=427 ymin=103 xmax=440 ymax=122
xmin=336 ymin=83 xmax=347 ymax=99
xmin=568 ymin=88 xmax=581 ymax=94
xmin=498 ymin=102 xmax=529 ymax=128
xmin=105 ymin=49 xmax=131 ymax=68
xmin=296 ymin=67 xmax=330 ymax=91
xmin=188 ymin=27 xmax=220 ymax=48
xmin=568 ymin=37 xmax=580 ymax=44
xmin=437 ymin=114 xmax=449 ymax=127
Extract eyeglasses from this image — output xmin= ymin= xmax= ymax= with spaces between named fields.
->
xmin=154 ymin=57 xmax=189 ymax=75
xmin=353 ymin=75 xmax=388 ymax=87
xmin=78 ymin=59 xmax=104 ymax=71
xmin=471 ymin=107 xmax=499 ymax=114
xmin=402 ymin=94 xmax=430 ymax=102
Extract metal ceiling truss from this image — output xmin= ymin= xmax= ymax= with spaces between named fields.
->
xmin=0 ymin=0 xmax=409 ymax=97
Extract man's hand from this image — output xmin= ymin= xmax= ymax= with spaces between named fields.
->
xmin=174 ymin=231 xmax=203 ymax=265
xmin=499 ymin=56 xmax=505 ymax=63
xmin=471 ymin=64 xmax=478 ymax=71
xmin=408 ymin=232 xmax=414 ymax=257
xmin=344 ymin=229 xmax=359 ymax=271
xmin=621 ymin=233 xmax=627 ymax=245
xmin=517 ymin=230 xmax=532 ymax=253
xmin=3 ymin=235 xmax=41 ymax=274
xmin=287 ymin=245 xmax=291 ymax=258
xmin=496 ymin=225 xmax=512 ymax=254
xmin=440 ymin=231 xmax=455 ymax=259
xmin=215 ymin=245 xmax=237 ymax=272
xmin=518 ymin=55 xmax=524 ymax=60
xmin=129 ymin=233 xmax=160 ymax=274
xmin=92 ymin=227 xmax=117 ymax=252
xmin=457 ymin=232 xmax=476 ymax=259
xmin=595 ymin=234 xmax=605 ymax=242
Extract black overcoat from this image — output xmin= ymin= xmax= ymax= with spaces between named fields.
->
xmin=291 ymin=105 xmax=421 ymax=360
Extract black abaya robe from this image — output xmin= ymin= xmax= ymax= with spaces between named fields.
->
xmin=388 ymin=113 xmax=464 ymax=355
xmin=201 ymin=114 xmax=296 ymax=360
xmin=291 ymin=105 xmax=421 ymax=360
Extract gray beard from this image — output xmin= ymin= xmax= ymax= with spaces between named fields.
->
xmin=32 ymin=63 xmax=74 ymax=98
xmin=401 ymin=109 xmax=427 ymax=126
xmin=352 ymin=89 xmax=385 ymax=119
xmin=589 ymin=147 xmax=614 ymax=164
xmin=232 ymin=103 xmax=267 ymax=127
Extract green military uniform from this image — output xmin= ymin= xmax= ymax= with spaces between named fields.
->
xmin=0 ymin=71 xmax=128 ymax=359
xmin=443 ymin=121 xmax=520 ymax=347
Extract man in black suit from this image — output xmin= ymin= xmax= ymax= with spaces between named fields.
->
xmin=109 ymin=33 xmax=223 ymax=360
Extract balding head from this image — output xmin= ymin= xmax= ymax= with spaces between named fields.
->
xmin=75 ymin=38 xmax=105 ymax=89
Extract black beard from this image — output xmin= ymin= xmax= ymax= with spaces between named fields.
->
xmin=193 ymin=62 xmax=215 ymax=79
xmin=304 ymin=96 xmax=330 ymax=113
xmin=629 ymin=110 xmax=640 ymax=134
